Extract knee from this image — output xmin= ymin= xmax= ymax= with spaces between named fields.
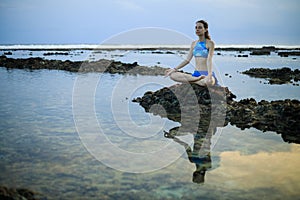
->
xmin=169 ymin=72 xmax=178 ymax=80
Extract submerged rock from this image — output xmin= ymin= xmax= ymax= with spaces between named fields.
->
xmin=133 ymin=83 xmax=300 ymax=144
xmin=242 ymin=67 xmax=300 ymax=85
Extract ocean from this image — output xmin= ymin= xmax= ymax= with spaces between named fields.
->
xmin=0 ymin=44 xmax=299 ymax=199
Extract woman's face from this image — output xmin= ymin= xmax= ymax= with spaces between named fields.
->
xmin=195 ymin=22 xmax=206 ymax=36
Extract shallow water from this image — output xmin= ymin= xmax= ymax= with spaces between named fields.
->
xmin=0 ymin=49 xmax=300 ymax=199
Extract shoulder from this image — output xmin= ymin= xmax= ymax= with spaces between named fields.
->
xmin=189 ymin=40 xmax=197 ymax=49
xmin=206 ymin=39 xmax=215 ymax=49
xmin=191 ymin=40 xmax=197 ymax=46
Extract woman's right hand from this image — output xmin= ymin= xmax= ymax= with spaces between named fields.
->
xmin=164 ymin=68 xmax=176 ymax=77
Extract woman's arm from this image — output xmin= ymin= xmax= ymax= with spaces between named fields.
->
xmin=165 ymin=41 xmax=195 ymax=77
xmin=207 ymin=40 xmax=215 ymax=83
xmin=174 ymin=41 xmax=195 ymax=70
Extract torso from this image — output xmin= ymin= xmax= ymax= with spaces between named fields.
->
xmin=195 ymin=57 xmax=208 ymax=71
xmin=192 ymin=40 xmax=209 ymax=71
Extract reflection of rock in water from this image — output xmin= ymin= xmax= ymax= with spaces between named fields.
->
xmin=133 ymin=83 xmax=300 ymax=144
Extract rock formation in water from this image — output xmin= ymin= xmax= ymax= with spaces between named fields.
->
xmin=133 ymin=83 xmax=300 ymax=144
xmin=0 ymin=185 xmax=42 ymax=200
xmin=0 ymin=55 xmax=166 ymax=75
xmin=242 ymin=67 xmax=300 ymax=85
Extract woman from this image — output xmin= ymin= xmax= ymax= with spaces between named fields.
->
xmin=165 ymin=20 xmax=218 ymax=86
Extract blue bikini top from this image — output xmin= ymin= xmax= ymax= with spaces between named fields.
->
xmin=193 ymin=39 xmax=209 ymax=58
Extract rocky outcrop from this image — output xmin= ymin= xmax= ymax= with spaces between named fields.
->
xmin=278 ymin=51 xmax=300 ymax=57
xmin=215 ymin=46 xmax=299 ymax=55
xmin=250 ymin=50 xmax=271 ymax=56
xmin=242 ymin=67 xmax=300 ymax=85
xmin=43 ymin=52 xmax=69 ymax=56
xmin=214 ymin=46 xmax=300 ymax=57
xmin=0 ymin=55 xmax=166 ymax=75
xmin=227 ymin=98 xmax=300 ymax=143
xmin=133 ymin=84 xmax=235 ymax=122
xmin=133 ymin=83 xmax=300 ymax=144
xmin=0 ymin=186 xmax=42 ymax=200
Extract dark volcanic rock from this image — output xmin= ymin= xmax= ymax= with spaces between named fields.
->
xmin=133 ymin=83 xmax=235 ymax=123
xmin=249 ymin=46 xmax=276 ymax=56
xmin=43 ymin=52 xmax=69 ymax=56
xmin=0 ymin=55 xmax=166 ymax=75
xmin=227 ymin=98 xmax=300 ymax=143
xmin=4 ymin=51 xmax=12 ymax=55
xmin=250 ymin=50 xmax=271 ymax=56
xmin=278 ymin=51 xmax=300 ymax=57
xmin=133 ymin=83 xmax=300 ymax=144
xmin=0 ymin=185 xmax=42 ymax=200
xmin=242 ymin=67 xmax=300 ymax=85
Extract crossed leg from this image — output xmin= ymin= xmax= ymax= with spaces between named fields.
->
xmin=169 ymin=72 xmax=215 ymax=86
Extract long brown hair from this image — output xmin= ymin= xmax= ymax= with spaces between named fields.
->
xmin=196 ymin=20 xmax=211 ymax=40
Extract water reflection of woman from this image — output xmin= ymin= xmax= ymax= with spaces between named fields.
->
xmin=164 ymin=125 xmax=216 ymax=183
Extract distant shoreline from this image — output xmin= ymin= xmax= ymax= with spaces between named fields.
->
xmin=1 ymin=44 xmax=300 ymax=51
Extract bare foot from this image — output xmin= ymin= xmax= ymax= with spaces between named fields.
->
xmin=194 ymin=76 xmax=215 ymax=86
xmin=192 ymin=75 xmax=206 ymax=85
xmin=207 ymin=77 xmax=216 ymax=86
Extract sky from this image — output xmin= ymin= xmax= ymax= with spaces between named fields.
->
xmin=0 ymin=0 xmax=300 ymax=45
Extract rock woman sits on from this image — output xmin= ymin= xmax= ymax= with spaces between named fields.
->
xmin=165 ymin=20 xmax=218 ymax=86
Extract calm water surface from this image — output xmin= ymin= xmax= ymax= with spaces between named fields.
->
xmin=0 ymin=50 xmax=300 ymax=199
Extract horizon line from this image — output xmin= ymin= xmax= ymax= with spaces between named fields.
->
xmin=1 ymin=43 xmax=300 ymax=50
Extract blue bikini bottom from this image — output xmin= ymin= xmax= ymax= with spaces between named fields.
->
xmin=192 ymin=71 xmax=218 ymax=85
